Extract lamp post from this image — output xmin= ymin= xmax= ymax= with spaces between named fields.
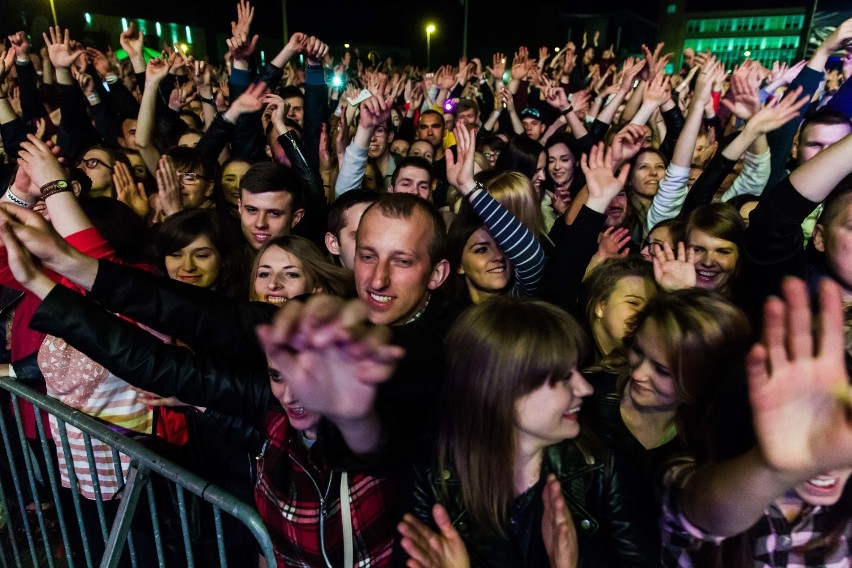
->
xmin=426 ymin=24 xmax=436 ymax=70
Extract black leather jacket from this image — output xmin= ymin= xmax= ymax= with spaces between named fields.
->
xmin=406 ymin=436 xmax=658 ymax=567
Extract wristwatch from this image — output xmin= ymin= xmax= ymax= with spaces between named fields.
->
xmin=40 ymin=180 xmax=70 ymax=199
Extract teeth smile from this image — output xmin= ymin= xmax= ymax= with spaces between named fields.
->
xmin=289 ymin=407 xmax=306 ymax=416
xmin=267 ymin=296 xmax=288 ymax=304
xmin=808 ymin=478 xmax=837 ymax=488
xmin=370 ymin=293 xmax=393 ymax=303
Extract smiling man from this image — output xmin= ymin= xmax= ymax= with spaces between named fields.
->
xmin=238 ymin=162 xmax=305 ymax=250
xmin=355 ymin=193 xmax=449 ymax=326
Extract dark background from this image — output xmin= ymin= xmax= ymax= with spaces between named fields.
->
xmin=2 ymin=0 xmax=842 ymax=65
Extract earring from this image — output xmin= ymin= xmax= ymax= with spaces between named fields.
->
xmin=595 ymin=309 xmax=603 ymax=319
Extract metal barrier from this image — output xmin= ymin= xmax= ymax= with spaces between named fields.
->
xmin=0 ymin=377 xmax=277 ymax=568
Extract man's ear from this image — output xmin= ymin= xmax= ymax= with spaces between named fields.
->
xmin=812 ymin=223 xmax=826 ymax=253
xmin=291 ymin=208 xmax=305 ymax=228
xmin=325 ymin=231 xmax=340 ymax=256
xmin=117 ymin=137 xmax=127 ymax=149
xmin=428 ymin=259 xmax=451 ymax=290
xmin=204 ymin=180 xmax=215 ymax=198
xmin=264 ymin=144 xmax=272 ymax=159
xmin=237 ymin=198 xmax=243 ymax=213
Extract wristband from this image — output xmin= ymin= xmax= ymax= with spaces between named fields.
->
xmin=4 ymin=188 xmax=34 ymax=209
xmin=198 ymin=95 xmax=216 ymax=106
xmin=560 ymin=106 xmax=574 ymax=117
xmin=40 ymin=180 xmax=71 ymax=199
xmin=105 ymin=74 xmax=119 ymax=84
xmin=492 ymin=110 xmax=501 ymax=117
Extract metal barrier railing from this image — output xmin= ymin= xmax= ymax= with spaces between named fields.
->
xmin=0 ymin=377 xmax=276 ymax=568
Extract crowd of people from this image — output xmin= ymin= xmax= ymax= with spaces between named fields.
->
xmin=0 ymin=3 xmax=851 ymax=566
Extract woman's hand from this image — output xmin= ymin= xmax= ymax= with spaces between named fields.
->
xmin=398 ymin=505 xmax=470 ymax=568
xmin=652 ymin=242 xmax=697 ymax=291
xmin=541 ymin=474 xmax=578 ymax=568
xmin=113 ymin=162 xmax=150 ymax=219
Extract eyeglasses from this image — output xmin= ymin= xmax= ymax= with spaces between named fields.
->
xmin=79 ymin=157 xmax=114 ymax=171
xmin=484 ymin=151 xmax=501 ymax=160
xmin=176 ymin=172 xmax=207 ymax=184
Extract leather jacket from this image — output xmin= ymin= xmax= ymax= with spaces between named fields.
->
xmin=406 ymin=436 xmax=658 ymax=567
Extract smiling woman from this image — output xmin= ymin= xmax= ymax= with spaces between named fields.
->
xmin=156 ymin=208 xmax=246 ymax=298
xmin=248 ymin=235 xmax=354 ymax=304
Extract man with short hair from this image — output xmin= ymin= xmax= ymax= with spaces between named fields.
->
xmin=238 ymin=162 xmax=305 ymax=249
xmin=354 ymin=193 xmax=450 ymax=326
xmin=325 ymin=190 xmax=378 ymax=270
xmin=454 ymin=99 xmax=480 ymax=129
xmin=416 ymin=110 xmax=445 ymax=151
xmin=387 ymin=156 xmax=434 ymax=201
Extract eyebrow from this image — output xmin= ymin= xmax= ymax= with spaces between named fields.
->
xmin=468 ymin=240 xmax=490 ymax=248
xmin=259 ymin=264 xmax=299 ymax=270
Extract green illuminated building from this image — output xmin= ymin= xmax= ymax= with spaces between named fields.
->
xmin=658 ymin=2 xmax=806 ymax=71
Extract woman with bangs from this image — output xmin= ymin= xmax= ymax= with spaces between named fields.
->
xmin=399 ymin=297 xmax=658 ymax=567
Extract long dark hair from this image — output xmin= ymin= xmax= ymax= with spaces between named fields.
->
xmin=155 ymin=209 xmax=247 ymax=298
xmin=438 ymin=297 xmax=589 ymax=535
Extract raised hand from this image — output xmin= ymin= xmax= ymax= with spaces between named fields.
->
xmin=596 ymin=226 xmax=631 ymax=261
xmin=76 ymin=72 xmax=96 ymax=97
xmin=487 ymin=52 xmax=506 ymax=83
xmin=227 ymin=33 xmax=259 ymax=63
xmin=721 ymin=63 xmax=762 ymax=120
xmin=168 ymin=85 xmax=197 ymax=112
xmin=571 ymin=89 xmax=592 ymax=115
xmin=224 ymin=81 xmax=268 ymax=122
xmin=230 ymin=0 xmax=255 ymax=38
xmin=119 ymin=21 xmax=145 ymax=59
xmin=742 ymin=86 xmax=809 ymax=135
xmin=8 ymin=31 xmax=31 ymax=61
xmin=42 ymin=26 xmax=85 ymax=69
xmin=436 ymin=65 xmax=456 ymax=91
xmin=541 ymin=474 xmax=578 ymax=568
xmin=113 ymin=162 xmax=150 ymax=218
xmin=262 ymin=93 xmax=291 ymax=136
xmin=619 ymin=57 xmax=646 ymax=92
xmin=652 ymin=242 xmax=696 ymax=291
xmin=155 ymin=155 xmax=183 ymax=217
xmin=16 ymin=134 xmax=67 ymax=190
xmin=642 ymin=71 xmax=670 ymax=108
xmin=86 ymin=47 xmax=112 ymax=79
xmin=358 ymin=94 xmax=391 ymax=130
xmin=580 ymin=142 xmax=630 ymax=213
xmin=145 ymin=57 xmax=170 ymax=84
xmin=545 ymin=86 xmax=570 ymax=112
xmin=747 ymin=277 xmax=852 ymax=475
xmin=445 ymin=124 xmax=476 ymax=194
xmin=511 ymin=47 xmax=534 ymax=81
xmin=398 ymin=505 xmax=471 ymax=568
xmin=305 ymin=36 xmax=329 ymax=67
xmin=255 ymin=295 xmax=405 ymax=424
xmin=610 ymin=124 xmax=647 ymax=169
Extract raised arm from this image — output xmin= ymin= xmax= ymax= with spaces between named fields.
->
xmin=447 ymin=124 xmax=546 ymax=296
xmin=674 ymin=278 xmax=852 ymax=538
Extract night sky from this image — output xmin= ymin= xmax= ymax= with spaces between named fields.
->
xmin=4 ymin=0 xmax=837 ymax=65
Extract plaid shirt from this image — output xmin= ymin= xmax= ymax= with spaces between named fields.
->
xmin=661 ymin=458 xmax=851 ymax=568
xmin=255 ymin=411 xmax=398 ymax=567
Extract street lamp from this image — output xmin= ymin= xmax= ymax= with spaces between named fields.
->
xmin=426 ymin=23 xmax=436 ymax=70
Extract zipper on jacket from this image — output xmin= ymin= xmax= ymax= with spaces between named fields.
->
xmin=287 ymin=451 xmax=335 ymax=568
